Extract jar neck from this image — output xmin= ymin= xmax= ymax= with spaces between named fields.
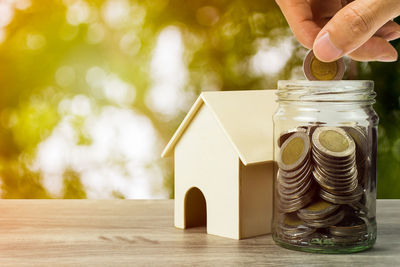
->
xmin=277 ymin=80 xmax=376 ymax=104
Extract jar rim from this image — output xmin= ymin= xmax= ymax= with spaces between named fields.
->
xmin=277 ymin=80 xmax=376 ymax=103
xmin=278 ymin=80 xmax=374 ymax=88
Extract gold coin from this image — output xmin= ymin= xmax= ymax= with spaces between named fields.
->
xmin=311 ymin=56 xmax=338 ymax=80
xmin=298 ymin=198 xmax=340 ymax=220
xmin=278 ymin=132 xmax=310 ymax=171
xmin=282 ymin=137 xmax=304 ymax=164
xmin=319 ymin=130 xmax=349 ymax=152
xmin=283 ymin=213 xmax=303 ymax=227
xmin=304 ymin=198 xmax=332 ymax=212
xmin=341 ymin=126 xmax=369 ymax=164
xmin=312 ymin=127 xmax=355 ymax=159
xmin=303 ymin=50 xmax=345 ymax=81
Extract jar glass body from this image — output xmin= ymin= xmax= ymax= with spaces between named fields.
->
xmin=272 ymin=80 xmax=378 ymax=253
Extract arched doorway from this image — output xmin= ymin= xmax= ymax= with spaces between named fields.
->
xmin=184 ymin=187 xmax=207 ymax=228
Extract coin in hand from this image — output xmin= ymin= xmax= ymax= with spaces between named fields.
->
xmin=303 ymin=50 xmax=345 ymax=81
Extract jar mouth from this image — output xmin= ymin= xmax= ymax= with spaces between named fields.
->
xmin=277 ymin=80 xmax=376 ymax=103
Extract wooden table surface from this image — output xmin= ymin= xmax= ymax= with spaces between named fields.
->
xmin=0 ymin=199 xmax=398 ymax=266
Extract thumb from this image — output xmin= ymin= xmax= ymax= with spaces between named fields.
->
xmin=313 ymin=0 xmax=400 ymax=62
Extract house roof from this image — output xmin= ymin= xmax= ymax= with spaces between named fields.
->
xmin=161 ymin=90 xmax=278 ymax=165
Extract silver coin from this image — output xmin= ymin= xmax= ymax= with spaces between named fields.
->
xmin=314 ymin=167 xmax=357 ymax=187
xmin=328 ymin=215 xmax=367 ymax=237
xmin=315 ymin=179 xmax=358 ymax=196
xmin=313 ymin=165 xmax=358 ymax=185
xmin=312 ymin=151 xmax=356 ymax=171
xmin=279 ymin=188 xmax=314 ymax=206
xmin=278 ymin=156 xmax=312 ymax=181
xmin=313 ymin=170 xmax=358 ymax=195
xmin=312 ymin=146 xmax=356 ymax=166
xmin=319 ymin=186 xmax=363 ymax=204
xmin=278 ymin=175 xmax=314 ymax=200
xmin=277 ymin=165 xmax=312 ymax=190
xmin=314 ymin=164 xmax=357 ymax=180
xmin=342 ymin=126 xmax=368 ymax=165
xmin=279 ymin=186 xmax=316 ymax=213
xmin=312 ymin=147 xmax=355 ymax=164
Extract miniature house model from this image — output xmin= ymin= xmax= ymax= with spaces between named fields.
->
xmin=162 ymin=90 xmax=278 ymax=239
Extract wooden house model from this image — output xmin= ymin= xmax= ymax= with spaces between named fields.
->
xmin=162 ymin=90 xmax=278 ymax=239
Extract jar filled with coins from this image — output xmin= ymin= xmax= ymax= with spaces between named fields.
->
xmin=272 ymin=80 xmax=378 ymax=253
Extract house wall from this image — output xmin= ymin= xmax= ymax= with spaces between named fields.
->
xmin=239 ymin=162 xmax=273 ymax=238
xmin=174 ymin=105 xmax=240 ymax=239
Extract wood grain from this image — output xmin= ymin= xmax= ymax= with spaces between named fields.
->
xmin=0 ymin=199 xmax=398 ymax=266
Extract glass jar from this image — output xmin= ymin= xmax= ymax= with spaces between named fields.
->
xmin=272 ymin=80 xmax=378 ymax=253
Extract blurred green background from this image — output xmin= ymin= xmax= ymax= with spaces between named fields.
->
xmin=0 ymin=0 xmax=398 ymax=199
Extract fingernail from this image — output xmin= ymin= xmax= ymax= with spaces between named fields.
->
xmin=383 ymin=31 xmax=400 ymax=41
xmin=313 ymin=31 xmax=343 ymax=62
xmin=377 ymin=55 xmax=397 ymax=62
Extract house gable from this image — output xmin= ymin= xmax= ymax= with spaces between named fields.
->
xmin=162 ymin=90 xmax=278 ymax=165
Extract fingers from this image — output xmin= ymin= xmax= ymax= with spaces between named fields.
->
xmin=275 ymin=0 xmax=321 ymax=49
xmin=348 ymin=36 xmax=398 ymax=62
xmin=375 ymin=21 xmax=400 ymax=41
xmin=313 ymin=0 xmax=400 ymax=62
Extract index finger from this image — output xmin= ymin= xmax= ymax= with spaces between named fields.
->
xmin=276 ymin=0 xmax=321 ymax=48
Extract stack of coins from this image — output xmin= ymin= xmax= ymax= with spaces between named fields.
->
xmin=275 ymin=124 xmax=370 ymax=244
xmin=297 ymin=198 xmax=344 ymax=228
xmin=342 ymin=126 xmax=369 ymax=187
xmin=277 ymin=131 xmax=315 ymax=213
xmin=311 ymin=127 xmax=363 ymax=204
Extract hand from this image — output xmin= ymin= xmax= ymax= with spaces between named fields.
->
xmin=275 ymin=0 xmax=400 ymax=62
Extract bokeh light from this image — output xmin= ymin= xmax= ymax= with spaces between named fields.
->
xmin=0 ymin=0 xmax=398 ymax=199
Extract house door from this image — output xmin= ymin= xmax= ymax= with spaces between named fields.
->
xmin=184 ymin=187 xmax=207 ymax=228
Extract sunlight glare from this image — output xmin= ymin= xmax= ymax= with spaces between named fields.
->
xmin=146 ymin=26 xmax=192 ymax=118
xmin=250 ymin=37 xmax=294 ymax=76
